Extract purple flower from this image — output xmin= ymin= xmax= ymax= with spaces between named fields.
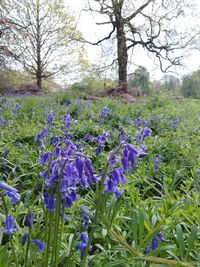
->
xmin=82 ymin=206 xmax=91 ymax=228
xmin=35 ymin=128 xmax=49 ymax=147
xmin=0 ymin=181 xmax=18 ymax=194
xmin=127 ymin=144 xmax=147 ymax=158
xmin=140 ymin=127 xmax=152 ymax=141
xmin=22 ymin=233 xmax=28 ymax=246
xmin=5 ymin=191 xmax=21 ymax=204
xmin=152 ymin=237 xmax=159 ymax=250
xmin=77 ymin=233 xmax=89 ymax=259
xmin=144 ymin=245 xmax=150 ymax=254
xmin=51 ymin=136 xmax=60 ymax=145
xmin=38 ymin=152 xmax=51 ymax=165
xmin=4 ymin=215 xmax=18 ymax=234
xmin=157 ymin=233 xmax=169 ymax=242
xmin=109 ymin=155 xmax=119 ymax=167
xmin=0 ymin=181 xmax=21 ymax=204
xmin=144 ymin=233 xmax=169 ymax=254
xmin=46 ymin=112 xmax=53 ymax=126
xmin=155 ymin=155 xmax=161 ymax=171
xmin=34 ymin=240 xmax=46 ymax=253
xmin=43 ymin=193 xmax=56 ymax=212
xmin=84 ymin=133 xmax=92 ymax=141
xmin=63 ymin=114 xmax=73 ymax=131
xmin=101 ymin=107 xmax=110 ymax=117
xmin=40 ymin=169 xmax=49 ymax=179
xmin=2 ymin=148 xmax=9 ymax=168
xmin=27 ymin=213 xmax=34 ymax=230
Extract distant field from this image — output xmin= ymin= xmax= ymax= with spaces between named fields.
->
xmin=1 ymin=95 xmax=200 ymax=266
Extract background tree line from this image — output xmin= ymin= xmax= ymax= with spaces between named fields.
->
xmin=0 ymin=0 xmax=200 ymax=96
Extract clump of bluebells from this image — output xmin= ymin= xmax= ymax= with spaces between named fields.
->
xmin=36 ymin=111 xmax=150 ymax=265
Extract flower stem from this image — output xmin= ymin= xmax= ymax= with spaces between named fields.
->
xmin=10 ymin=236 xmax=19 ymax=267
xmin=80 ymin=146 xmax=122 ymax=267
xmin=25 ymin=231 xmax=30 ymax=267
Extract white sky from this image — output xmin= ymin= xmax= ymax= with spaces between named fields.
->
xmin=65 ymin=0 xmax=200 ymax=81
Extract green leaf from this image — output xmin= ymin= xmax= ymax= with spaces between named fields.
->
xmin=131 ymin=210 xmax=138 ymax=248
xmin=104 ymin=259 xmax=126 ymax=267
xmin=139 ymin=211 xmax=145 ymax=246
xmin=176 ymin=224 xmax=185 ymax=260
xmin=186 ymin=225 xmax=197 ymax=259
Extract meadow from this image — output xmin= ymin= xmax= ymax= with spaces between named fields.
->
xmin=0 ymin=94 xmax=200 ymax=267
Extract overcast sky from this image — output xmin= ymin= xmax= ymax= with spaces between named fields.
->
xmin=65 ymin=0 xmax=200 ymax=81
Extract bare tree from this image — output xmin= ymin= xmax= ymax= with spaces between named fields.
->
xmin=5 ymin=0 xmax=82 ymax=89
xmin=83 ymin=0 xmax=199 ymax=92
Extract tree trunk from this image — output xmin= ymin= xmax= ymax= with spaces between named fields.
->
xmin=116 ymin=24 xmax=128 ymax=92
xmin=36 ymin=0 xmax=42 ymax=90
xmin=36 ymin=72 xmax=42 ymax=89
xmin=114 ymin=0 xmax=128 ymax=93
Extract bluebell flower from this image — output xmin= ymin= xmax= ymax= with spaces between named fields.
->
xmin=155 ymin=155 xmax=161 ymax=171
xmin=35 ymin=127 xmax=49 ymax=147
xmin=34 ymin=240 xmax=46 ymax=253
xmin=173 ymin=120 xmax=178 ymax=129
xmin=0 ymin=181 xmax=21 ymax=204
xmin=152 ymin=236 xmax=159 ymax=250
xmin=144 ymin=245 xmax=150 ymax=254
xmin=40 ymin=169 xmax=49 ymax=179
xmin=127 ymin=144 xmax=147 ymax=158
xmin=13 ymin=104 xmax=20 ymax=117
xmin=144 ymin=233 xmax=169 ymax=254
xmin=43 ymin=193 xmax=56 ymax=212
xmin=140 ymin=127 xmax=152 ymax=141
xmin=38 ymin=152 xmax=51 ymax=165
xmin=0 ymin=181 xmax=18 ymax=194
xmin=63 ymin=114 xmax=73 ymax=131
xmin=5 ymin=191 xmax=21 ymax=204
xmin=2 ymin=148 xmax=9 ymax=169
xmin=157 ymin=233 xmax=169 ymax=242
xmin=22 ymin=233 xmax=28 ymax=246
xmin=51 ymin=136 xmax=60 ymax=145
xmin=27 ymin=213 xmax=34 ymax=230
xmin=84 ymin=133 xmax=92 ymax=141
xmin=82 ymin=206 xmax=91 ymax=228
xmin=4 ymin=215 xmax=18 ymax=234
xmin=109 ymin=155 xmax=119 ymax=167
xmin=101 ymin=107 xmax=110 ymax=117
xmin=46 ymin=112 xmax=53 ymax=126
xmin=77 ymin=232 xmax=89 ymax=259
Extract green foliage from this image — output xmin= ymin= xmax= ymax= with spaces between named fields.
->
xmin=181 ymin=69 xmax=200 ymax=98
xmin=70 ymin=77 xmax=116 ymax=94
xmin=128 ymin=66 xmax=150 ymax=95
xmin=1 ymin=95 xmax=200 ymax=266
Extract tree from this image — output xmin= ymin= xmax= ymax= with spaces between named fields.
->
xmin=181 ymin=70 xmax=200 ymax=98
xmin=128 ymin=66 xmax=150 ymax=95
xmin=84 ymin=0 xmax=199 ymax=92
xmin=161 ymin=74 xmax=180 ymax=91
xmin=5 ymin=0 xmax=82 ymax=89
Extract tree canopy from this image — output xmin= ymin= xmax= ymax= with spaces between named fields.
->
xmin=83 ymin=0 xmax=199 ymax=91
xmin=0 ymin=0 xmax=84 ymax=89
